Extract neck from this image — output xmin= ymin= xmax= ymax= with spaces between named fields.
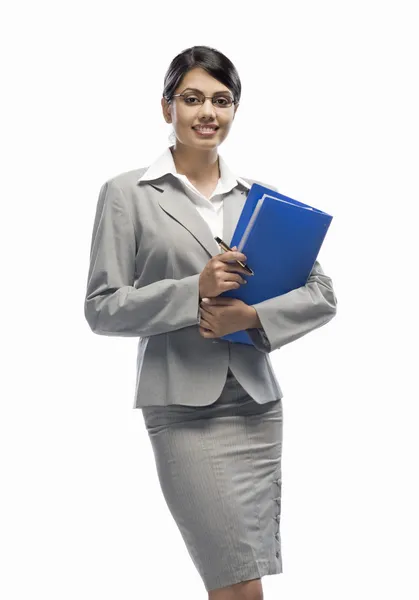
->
xmin=170 ymin=144 xmax=220 ymax=182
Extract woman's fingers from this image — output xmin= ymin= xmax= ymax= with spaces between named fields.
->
xmin=199 ymin=314 xmax=212 ymax=330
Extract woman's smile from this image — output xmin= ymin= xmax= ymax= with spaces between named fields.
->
xmin=192 ymin=126 xmax=219 ymax=137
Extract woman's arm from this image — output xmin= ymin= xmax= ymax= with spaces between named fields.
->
xmin=84 ymin=181 xmax=201 ymax=337
xmin=246 ymin=260 xmax=337 ymax=353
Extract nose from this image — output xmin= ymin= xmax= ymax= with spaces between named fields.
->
xmin=197 ymin=97 xmax=217 ymax=119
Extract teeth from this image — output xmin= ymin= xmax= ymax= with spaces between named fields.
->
xmin=195 ymin=127 xmax=217 ymax=131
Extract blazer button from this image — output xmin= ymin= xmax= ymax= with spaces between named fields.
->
xmin=276 ymin=551 xmax=280 ymax=558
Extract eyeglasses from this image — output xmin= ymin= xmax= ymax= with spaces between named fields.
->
xmin=171 ymin=90 xmax=236 ymax=108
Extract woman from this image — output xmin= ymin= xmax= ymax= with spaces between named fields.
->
xmin=84 ymin=45 xmax=337 ymax=598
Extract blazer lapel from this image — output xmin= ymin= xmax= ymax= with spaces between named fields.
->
xmin=141 ymin=176 xmax=249 ymax=259
xmin=222 ymin=188 xmax=248 ymax=247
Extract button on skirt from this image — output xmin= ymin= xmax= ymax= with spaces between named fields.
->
xmin=141 ymin=368 xmax=283 ymax=592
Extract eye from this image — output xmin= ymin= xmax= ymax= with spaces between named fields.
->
xmin=184 ymin=95 xmax=200 ymax=104
xmin=214 ymin=96 xmax=232 ymax=106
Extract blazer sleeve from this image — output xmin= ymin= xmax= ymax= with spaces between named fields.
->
xmin=244 ymin=182 xmax=337 ymax=353
xmin=84 ymin=180 xmax=201 ymax=337
xmin=245 ymin=259 xmax=337 ymax=353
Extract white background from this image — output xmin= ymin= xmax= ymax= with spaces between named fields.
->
xmin=1 ymin=1 xmax=418 ymax=598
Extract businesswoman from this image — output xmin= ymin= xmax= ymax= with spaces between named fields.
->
xmin=84 ymin=45 xmax=337 ymax=598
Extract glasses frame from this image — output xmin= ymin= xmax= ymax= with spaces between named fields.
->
xmin=171 ymin=91 xmax=237 ymax=108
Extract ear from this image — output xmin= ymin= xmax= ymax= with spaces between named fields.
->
xmin=233 ymin=102 xmax=240 ymax=118
xmin=161 ymin=97 xmax=172 ymax=124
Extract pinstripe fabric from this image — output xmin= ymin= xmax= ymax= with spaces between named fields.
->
xmin=141 ymin=368 xmax=283 ymax=592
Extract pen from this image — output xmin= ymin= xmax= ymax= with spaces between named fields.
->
xmin=214 ymin=236 xmax=254 ymax=276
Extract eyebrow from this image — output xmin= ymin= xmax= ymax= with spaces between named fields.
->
xmin=181 ymin=87 xmax=233 ymax=96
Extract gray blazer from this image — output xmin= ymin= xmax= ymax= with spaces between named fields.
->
xmin=84 ymin=169 xmax=337 ymax=408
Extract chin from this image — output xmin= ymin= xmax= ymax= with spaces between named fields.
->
xmin=188 ymin=137 xmax=220 ymax=149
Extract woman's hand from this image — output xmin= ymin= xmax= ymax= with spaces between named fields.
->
xmin=198 ymin=247 xmax=250 ymax=298
xmin=198 ymin=297 xmax=260 ymax=338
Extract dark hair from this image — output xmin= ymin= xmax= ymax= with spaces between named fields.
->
xmin=162 ymin=45 xmax=241 ymax=104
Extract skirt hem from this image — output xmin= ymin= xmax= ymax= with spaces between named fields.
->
xmin=204 ymin=558 xmax=283 ymax=592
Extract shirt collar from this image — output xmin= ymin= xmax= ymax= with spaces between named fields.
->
xmin=137 ymin=146 xmax=251 ymax=192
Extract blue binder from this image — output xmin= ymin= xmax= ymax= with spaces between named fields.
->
xmin=219 ymin=184 xmax=333 ymax=345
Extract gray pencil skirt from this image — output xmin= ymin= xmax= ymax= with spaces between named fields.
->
xmin=141 ymin=368 xmax=283 ymax=592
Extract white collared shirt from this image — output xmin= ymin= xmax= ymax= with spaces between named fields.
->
xmin=137 ymin=146 xmax=251 ymax=239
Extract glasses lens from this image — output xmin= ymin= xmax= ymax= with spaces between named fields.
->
xmin=182 ymin=92 xmax=204 ymax=105
xmin=213 ymin=96 xmax=233 ymax=107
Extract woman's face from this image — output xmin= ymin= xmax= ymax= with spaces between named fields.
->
xmin=162 ymin=67 xmax=239 ymax=150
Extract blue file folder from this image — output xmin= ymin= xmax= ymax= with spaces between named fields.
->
xmin=218 ymin=184 xmax=333 ymax=345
